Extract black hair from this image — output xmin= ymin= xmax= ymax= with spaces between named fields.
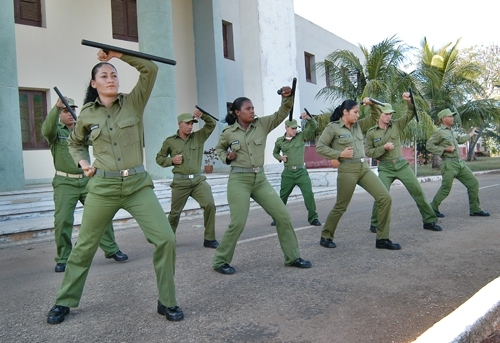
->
xmin=330 ymin=99 xmax=358 ymax=122
xmin=83 ymin=62 xmax=118 ymax=105
xmin=224 ymin=97 xmax=251 ymax=125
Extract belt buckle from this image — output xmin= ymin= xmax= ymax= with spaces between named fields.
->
xmin=188 ymin=174 xmax=194 ymax=179
xmin=360 ymin=158 xmax=365 ymax=163
xmin=253 ymin=168 xmax=259 ymax=173
xmin=120 ymin=169 xmax=129 ymax=177
xmin=291 ymin=166 xmax=297 ymax=170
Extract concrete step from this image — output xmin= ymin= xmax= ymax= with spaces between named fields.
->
xmin=0 ymin=169 xmax=338 ymax=242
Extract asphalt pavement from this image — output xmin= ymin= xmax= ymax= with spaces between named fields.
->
xmin=0 ymin=172 xmax=499 ymax=343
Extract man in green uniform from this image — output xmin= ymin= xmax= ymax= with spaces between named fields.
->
xmin=156 ymin=110 xmax=218 ymax=248
xmin=365 ymin=93 xmax=442 ymax=233
xmin=271 ymin=112 xmax=321 ymax=227
xmin=41 ymin=97 xmax=128 ymax=273
xmin=426 ymin=108 xmax=490 ymax=217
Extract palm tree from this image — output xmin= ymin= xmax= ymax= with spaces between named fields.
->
xmin=413 ymin=38 xmax=500 ymax=162
xmin=314 ymin=35 xmax=412 ymax=108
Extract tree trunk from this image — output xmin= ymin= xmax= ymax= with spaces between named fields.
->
xmin=467 ymin=127 xmax=483 ymax=161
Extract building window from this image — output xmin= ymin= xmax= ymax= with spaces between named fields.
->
xmin=14 ymin=0 xmax=42 ymax=27
xmin=304 ymin=52 xmax=316 ymax=84
xmin=111 ymin=0 xmax=138 ymax=42
xmin=19 ymin=90 xmax=48 ymax=150
xmin=222 ymin=21 xmax=234 ymax=60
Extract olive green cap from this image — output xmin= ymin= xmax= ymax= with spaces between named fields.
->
xmin=378 ymin=103 xmax=396 ymax=114
xmin=177 ymin=113 xmax=198 ymax=123
xmin=63 ymin=98 xmax=78 ymax=109
xmin=285 ymin=119 xmax=299 ymax=128
xmin=438 ymin=108 xmax=456 ymax=120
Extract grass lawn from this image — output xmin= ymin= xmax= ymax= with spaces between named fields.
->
xmin=414 ymin=157 xmax=500 ymax=177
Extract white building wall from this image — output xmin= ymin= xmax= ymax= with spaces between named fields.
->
xmin=221 ymin=0 xmax=244 ymax=103
xmin=295 ymin=15 xmax=363 ymax=114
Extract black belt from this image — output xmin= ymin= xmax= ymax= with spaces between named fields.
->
xmin=284 ymin=165 xmax=304 ymax=170
xmin=231 ymin=167 xmax=263 ymax=173
xmin=339 ymin=158 xmax=366 ymax=164
xmin=95 ymin=164 xmax=145 ymax=177
xmin=173 ymin=173 xmax=201 ymax=180
xmin=379 ymin=156 xmax=405 ymax=164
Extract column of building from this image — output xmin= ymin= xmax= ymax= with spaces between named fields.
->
xmin=0 ymin=0 xmax=25 ymax=191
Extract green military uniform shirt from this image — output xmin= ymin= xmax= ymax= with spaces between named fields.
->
xmin=156 ymin=114 xmax=216 ymax=173
xmin=68 ymin=55 xmax=158 ymax=170
xmin=217 ymin=97 xmax=293 ymax=167
xmin=273 ymin=119 xmax=317 ymax=166
xmin=365 ymin=104 xmax=415 ymax=160
xmin=42 ymin=105 xmax=87 ymax=174
xmin=426 ymin=124 xmax=470 ymax=158
xmin=316 ymin=112 xmax=378 ymax=161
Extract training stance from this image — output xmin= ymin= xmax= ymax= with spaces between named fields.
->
xmin=271 ymin=112 xmax=321 ymax=227
xmin=316 ymin=99 xmax=401 ymax=250
xmin=212 ymin=87 xmax=312 ymax=275
xmin=156 ymin=109 xmax=219 ymax=249
xmin=426 ymin=108 xmax=490 ymax=218
xmin=42 ymin=97 xmax=128 ymax=273
xmin=47 ymin=50 xmax=183 ymax=325
xmin=364 ymin=94 xmax=442 ymax=233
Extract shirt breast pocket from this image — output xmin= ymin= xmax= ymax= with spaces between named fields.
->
xmin=254 ymin=138 xmax=263 ymax=146
xmin=338 ymin=137 xmax=353 ymax=146
xmin=118 ymin=116 xmax=140 ymax=146
xmin=230 ymin=143 xmax=241 ymax=151
xmin=90 ymin=127 xmax=108 ymax=154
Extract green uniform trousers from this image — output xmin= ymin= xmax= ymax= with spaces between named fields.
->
xmin=430 ymin=160 xmax=481 ymax=214
xmin=55 ymin=173 xmax=177 ymax=308
xmin=52 ymin=175 xmax=119 ymax=263
xmin=279 ymin=168 xmax=318 ymax=224
xmin=322 ymin=162 xmax=392 ymax=240
xmin=370 ymin=160 xmax=437 ymax=226
xmin=169 ymin=176 xmax=216 ymax=240
xmin=212 ymin=171 xmax=300 ymax=269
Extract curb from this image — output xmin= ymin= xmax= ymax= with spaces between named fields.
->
xmin=413 ymin=277 xmax=500 ymax=343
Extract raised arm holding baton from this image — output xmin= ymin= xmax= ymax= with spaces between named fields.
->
xmin=53 ymin=87 xmax=77 ymax=121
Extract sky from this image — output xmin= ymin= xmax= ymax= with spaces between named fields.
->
xmin=294 ymin=0 xmax=498 ymax=50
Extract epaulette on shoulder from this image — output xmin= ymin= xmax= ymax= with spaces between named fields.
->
xmin=222 ymin=124 xmax=233 ymax=132
xmin=367 ymin=126 xmax=377 ymax=132
xmin=81 ymin=102 xmax=94 ymax=111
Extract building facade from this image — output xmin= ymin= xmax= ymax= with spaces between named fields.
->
xmin=0 ymin=0 xmax=361 ymax=190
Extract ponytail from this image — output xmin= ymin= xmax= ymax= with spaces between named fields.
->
xmin=330 ymin=99 xmax=358 ymax=122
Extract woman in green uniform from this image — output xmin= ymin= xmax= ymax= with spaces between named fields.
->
xmin=47 ymin=50 xmax=182 ymax=324
xmin=212 ymin=86 xmax=312 ymax=275
xmin=316 ymin=99 xmax=401 ymax=250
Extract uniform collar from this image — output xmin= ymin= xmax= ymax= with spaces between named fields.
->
xmin=94 ymin=93 xmax=124 ymax=107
